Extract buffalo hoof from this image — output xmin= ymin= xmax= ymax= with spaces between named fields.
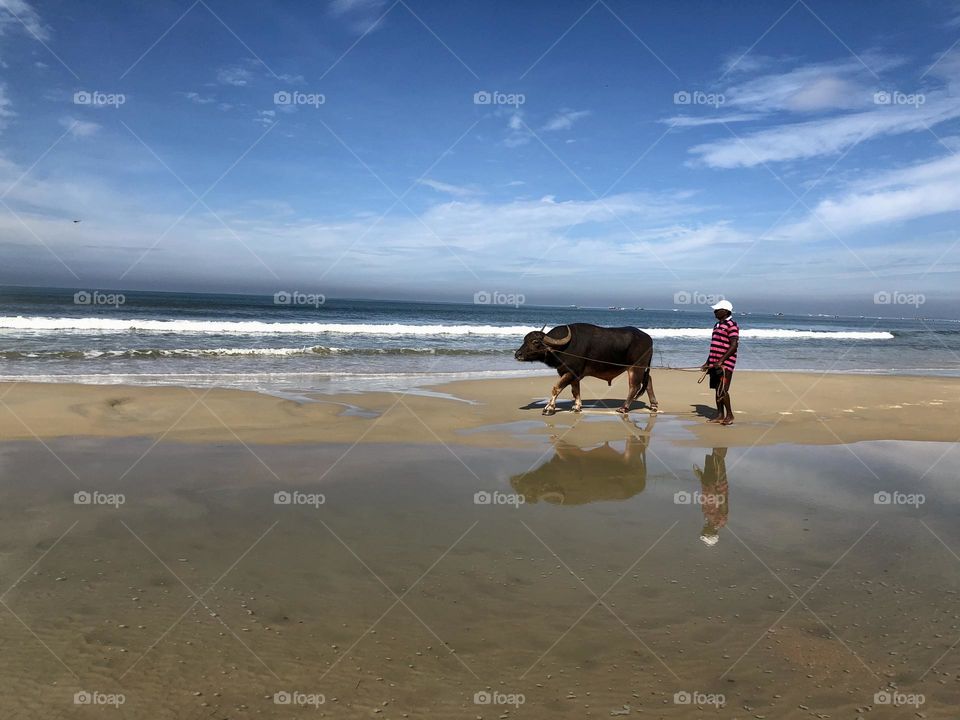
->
xmin=616 ymin=406 xmax=630 ymax=414
xmin=573 ymin=407 xmax=582 ymax=413
xmin=542 ymin=407 xmax=556 ymax=416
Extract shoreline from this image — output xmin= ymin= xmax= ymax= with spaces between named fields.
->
xmin=0 ymin=371 xmax=957 ymax=448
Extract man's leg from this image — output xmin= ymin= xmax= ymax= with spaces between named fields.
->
xmin=720 ymin=371 xmax=735 ymax=425
xmin=708 ymin=370 xmax=726 ymax=422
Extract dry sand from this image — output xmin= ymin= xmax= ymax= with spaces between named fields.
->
xmin=0 ymin=371 xmax=957 ymax=447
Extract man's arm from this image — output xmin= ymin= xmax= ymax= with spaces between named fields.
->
xmin=714 ymin=336 xmax=738 ymax=367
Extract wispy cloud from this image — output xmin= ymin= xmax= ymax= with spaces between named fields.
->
xmin=328 ymin=0 xmax=389 ymax=34
xmin=59 ymin=116 xmax=100 ymax=137
xmin=0 ymin=0 xmax=49 ymax=41
xmin=416 ymin=178 xmax=480 ymax=198
xmin=683 ymin=53 xmax=960 ymax=168
xmin=541 ymin=109 xmax=591 ymax=131
xmin=181 ymin=91 xmax=216 ymax=105
xmin=776 ymin=152 xmax=960 ymax=240
xmin=217 ymin=64 xmax=254 ymax=87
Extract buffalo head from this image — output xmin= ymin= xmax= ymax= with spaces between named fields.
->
xmin=514 ymin=325 xmax=572 ymax=361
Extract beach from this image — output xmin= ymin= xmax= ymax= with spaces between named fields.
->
xmin=2 ymin=291 xmax=960 ymax=718
xmin=0 ymin=371 xmax=958 ymax=447
xmin=1 ymin=373 xmax=960 ymax=718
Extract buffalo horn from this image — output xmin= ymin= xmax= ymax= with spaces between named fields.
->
xmin=543 ymin=325 xmax=572 ymax=347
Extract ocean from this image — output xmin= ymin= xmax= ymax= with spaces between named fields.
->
xmin=1 ymin=286 xmax=958 ymax=397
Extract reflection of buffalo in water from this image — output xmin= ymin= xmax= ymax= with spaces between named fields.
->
xmin=510 ymin=435 xmax=649 ymax=506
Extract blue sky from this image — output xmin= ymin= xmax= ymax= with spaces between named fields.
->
xmin=0 ymin=0 xmax=959 ymax=314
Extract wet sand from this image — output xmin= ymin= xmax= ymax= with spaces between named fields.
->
xmin=1 ymin=423 xmax=959 ymax=718
xmin=0 ymin=371 xmax=958 ymax=448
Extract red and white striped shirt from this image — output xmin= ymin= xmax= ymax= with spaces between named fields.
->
xmin=708 ymin=318 xmax=739 ymax=371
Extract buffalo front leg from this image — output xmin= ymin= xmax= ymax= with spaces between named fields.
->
xmin=571 ymin=379 xmax=582 ymax=412
xmin=544 ymin=371 xmax=575 ymax=416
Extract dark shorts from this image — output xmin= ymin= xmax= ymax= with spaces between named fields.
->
xmin=709 ymin=367 xmax=733 ymax=389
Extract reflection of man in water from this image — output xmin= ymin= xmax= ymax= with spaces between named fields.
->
xmin=693 ymin=447 xmax=729 ymax=547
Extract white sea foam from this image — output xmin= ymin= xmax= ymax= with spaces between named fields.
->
xmin=0 ymin=316 xmax=895 ymax=340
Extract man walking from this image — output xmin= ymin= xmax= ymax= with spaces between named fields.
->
xmin=700 ymin=300 xmax=738 ymax=425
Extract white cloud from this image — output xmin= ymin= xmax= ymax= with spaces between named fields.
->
xmin=0 ymin=0 xmax=49 ymax=41
xmin=775 ymin=152 xmax=960 ymax=240
xmin=59 ymin=116 xmax=100 ymax=137
xmin=668 ymin=54 xmax=960 ymax=168
xmin=328 ymin=0 xmax=389 ymax=33
xmin=416 ymin=178 xmax=479 ymax=198
xmin=541 ymin=109 xmax=590 ymax=131
xmin=181 ymin=91 xmax=215 ymax=105
xmin=689 ymin=96 xmax=960 ymax=168
xmin=217 ymin=65 xmax=253 ymax=87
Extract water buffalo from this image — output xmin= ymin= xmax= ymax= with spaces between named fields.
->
xmin=514 ymin=323 xmax=658 ymax=415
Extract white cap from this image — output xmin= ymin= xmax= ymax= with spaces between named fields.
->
xmin=711 ymin=299 xmax=733 ymax=312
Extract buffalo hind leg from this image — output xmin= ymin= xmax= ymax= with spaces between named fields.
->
xmin=571 ymin=379 xmax=582 ymax=412
xmin=645 ymin=370 xmax=659 ymax=412
xmin=544 ymin=371 xmax=575 ymax=416
xmin=618 ymin=367 xmax=643 ymax=414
